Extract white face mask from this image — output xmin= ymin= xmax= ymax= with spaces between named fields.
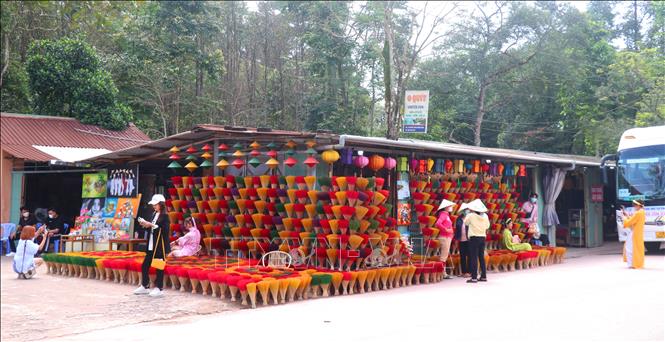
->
xmin=22 ymin=212 xmax=29 ymax=218
xmin=48 ymin=214 xmax=54 ymax=219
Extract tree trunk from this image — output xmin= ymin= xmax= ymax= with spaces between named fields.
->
xmin=369 ymin=62 xmax=376 ymax=136
xmin=383 ymin=5 xmax=396 ymax=140
xmin=195 ymin=35 xmax=204 ymax=98
xmin=0 ymin=32 xmax=9 ymax=89
xmin=474 ymin=84 xmax=487 ymax=146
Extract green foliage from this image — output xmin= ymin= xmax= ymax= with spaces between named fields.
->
xmin=1 ymin=1 xmax=663 ymax=152
xmin=26 ymin=37 xmax=132 ymax=130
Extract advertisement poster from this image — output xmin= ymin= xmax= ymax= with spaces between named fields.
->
xmin=82 ymin=172 xmax=108 ymax=198
xmin=107 ymin=165 xmax=139 ymax=197
xmin=397 ymin=180 xmax=411 ymax=200
xmin=397 ymin=202 xmax=411 ymax=226
xmin=402 ymin=90 xmax=429 ymax=133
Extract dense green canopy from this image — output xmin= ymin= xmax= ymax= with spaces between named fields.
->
xmin=1 ymin=1 xmax=663 ymax=155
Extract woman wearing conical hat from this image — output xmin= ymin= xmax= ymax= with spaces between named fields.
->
xmin=434 ymin=199 xmax=456 ymax=279
xmin=620 ymin=200 xmax=646 ymax=269
xmin=464 ymin=199 xmax=490 ymax=283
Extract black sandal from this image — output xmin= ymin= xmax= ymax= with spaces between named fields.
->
xmin=466 ymin=278 xmax=477 ymax=283
xmin=478 ymin=278 xmax=487 ymax=282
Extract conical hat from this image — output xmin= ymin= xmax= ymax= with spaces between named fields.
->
xmin=458 ymin=202 xmax=469 ymax=213
xmin=437 ymin=199 xmax=456 ymax=211
xmin=467 ymin=199 xmax=488 ymax=213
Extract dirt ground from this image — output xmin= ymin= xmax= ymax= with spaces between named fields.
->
xmin=1 ymin=242 xmax=663 ymax=342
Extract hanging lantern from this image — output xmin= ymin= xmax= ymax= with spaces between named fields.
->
xmin=250 ymin=149 xmax=261 ymax=157
xmin=445 ymin=159 xmax=453 ymax=173
xmin=427 ymin=158 xmax=435 ymax=173
xmin=169 ymin=153 xmax=180 ymax=160
xmin=185 ymin=161 xmax=198 ymax=173
xmin=368 ymin=155 xmax=385 ymax=172
xmin=232 ymin=150 xmax=245 ymax=157
xmin=305 ymin=140 xmax=317 ymax=148
xmin=384 ymin=157 xmax=397 ymax=170
xmin=465 ymin=161 xmax=473 ymax=173
xmin=167 ymin=161 xmax=182 ymax=169
xmin=397 ymin=156 xmax=408 ymax=172
xmin=200 ymin=159 xmax=213 ymax=168
xmin=410 ymin=159 xmax=419 ymax=173
xmin=186 ymin=146 xmax=197 ymax=154
xmin=266 ymin=150 xmax=278 ymax=158
xmin=498 ymin=163 xmax=505 ymax=176
xmin=285 ymin=149 xmax=296 ymax=156
xmin=232 ymin=159 xmax=246 ymax=169
xmin=341 ymin=148 xmax=353 ymax=165
xmin=218 ymin=143 xmax=229 ymax=152
xmin=321 ymin=149 xmax=340 ymax=165
xmin=285 ymin=140 xmax=297 ymax=149
xmin=249 ymin=157 xmax=262 ymax=168
xmin=518 ymin=164 xmax=527 ymax=177
xmin=265 ymin=158 xmax=280 ymax=169
xmin=216 ymin=159 xmax=229 ymax=170
xmin=473 ymin=160 xmax=481 ymax=173
xmin=266 ymin=142 xmax=277 ymax=150
xmin=304 ymin=156 xmax=319 ymax=168
xmin=419 ymin=159 xmax=426 ymax=174
xmin=201 ymin=144 xmax=212 ymax=152
xmin=249 ymin=141 xmax=261 ymax=149
xmin=201 ymin=151 xmax=212 ymax=159
xmin=482 ymin=162 xmax=490 ymax=174
xmin=169 ymin=146 xmax=180 ymax=153
xmin=354 ymin=155 xmax=369 ymax=169
xmin=284 ymin=156 xmax=298 ymax=168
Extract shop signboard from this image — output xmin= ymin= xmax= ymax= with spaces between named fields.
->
xmin=402 ymin=90 xmax=429 ymax=133
xmin=107 ymin=165 xmax=139 ymax=197
xmin=591 ymin=185 xmax=603 ymax=202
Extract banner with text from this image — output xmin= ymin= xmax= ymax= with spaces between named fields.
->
xmin=402 ymin=90 xmax=429 ymax=133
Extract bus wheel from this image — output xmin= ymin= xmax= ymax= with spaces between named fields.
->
xmin=645 ymin=242 xmax=662 ymax=254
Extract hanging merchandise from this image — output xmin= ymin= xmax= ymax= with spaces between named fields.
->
xmin=435 ymin=159 xmax=444 ymax=173
xmin=353 ymin=155 xmax=369 ymax=176
xmin=465 ymin=160 xmax=473 ymax=173
xmin=498 ymin=162 xmax=505 ymax=176
xmin=284 ymin=156 xmax=298 ymax=168
xmin=419 ymin=159 xmax=426 ymax=174
xmin=249 ymin=141 xmax=261 ymax=149
xmin=341 ymin=148 xmax=354 ymax=165
xmin=410 ymin=158 xmax=419 ymax=173
xmin=232 ymin=158 xmax=246 ymax=169
xmin=518 ymin=164 xmax=527 ymax=177
xmin=167 ymin=146 xmax=182 ymax=169
xmin=397 ymin=156 xmax=408 ymax=172
xmin=427 ymin=159 xmax=435 ymax=173
xmin=185 ymin=161 xmax=198 ymax=173
xmin=445 ymin=159 xmax=453 ymax=173
xmin=368 ymin=155 xmax=385 ymax=173
xmin=384 ymin=157 xmax=397 ymax=171
xmin=481 ymin=162 xmax=490 ymax=175
xmin=200 ymin=144 xmax=213 ymax=168
xmin=473 ymin=160 xmax=481 ymax=173
xmin=304 ymin=156 xmax=319 ymax=168
xmin=304 ymin=147 xmax=319 ymax=168
xmin=216 ymin=159 xmax=229 ymax=170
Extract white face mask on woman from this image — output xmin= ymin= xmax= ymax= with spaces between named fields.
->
xmin=22 ymin=212 xmax=29 ymax=218
xmin=48 ymin=214 xmax=54 ymax=219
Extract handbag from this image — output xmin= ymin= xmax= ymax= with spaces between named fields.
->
xmin=150 ymin=229 xmax=166 ymax=270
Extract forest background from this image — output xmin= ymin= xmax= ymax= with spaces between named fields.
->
xmin=1 ymin=1 xmax=663 ymax=156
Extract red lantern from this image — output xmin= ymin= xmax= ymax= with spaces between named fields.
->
xmin=284 ymin=157 xmax=298 ymax=168
xmin=368 ymin=155 xmax=385 ymax=172
xmin=473 ymin=160 xmax=481 ymax=173
xmin=445 ymin=159 xmax=453 ymax=173
xmin=232 ymin=159 xmax=245 ymax=169
xmin=304 ymin=156 xmax=319 ymax=168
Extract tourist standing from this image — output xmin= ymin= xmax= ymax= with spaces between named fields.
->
xmin=134 ymin=194 xmax=170 ymax=297
xmin=434 ymin=199 xmax=456 ymax=279
xmin=464 ymin=199 xmax=490 ymax=283
xmin=454 ymin=203 xmax=471 ymax=277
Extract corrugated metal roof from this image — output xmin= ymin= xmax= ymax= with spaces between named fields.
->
xmin=93 ymin=124 xmax=338 ymax=162
xmin=339 ymin=135 xmax=601 ymax=166
xmin=1 ymin=112 xmax=151 ymax=161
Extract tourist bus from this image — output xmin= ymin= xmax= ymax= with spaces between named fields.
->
xmin=601 ymin=126 xmax=665 ymax=253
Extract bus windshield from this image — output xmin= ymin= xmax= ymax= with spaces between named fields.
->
xmin=617 ymin=145 xmax=665 ymax=201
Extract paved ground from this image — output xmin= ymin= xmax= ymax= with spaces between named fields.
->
xmin=2 ymin=242 xmax=663 ymax=342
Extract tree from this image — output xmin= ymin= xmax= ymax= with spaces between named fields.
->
xmin=26 ymin=37 xmax=132 ymax=130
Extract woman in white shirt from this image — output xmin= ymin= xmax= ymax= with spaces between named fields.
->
xmin=13 ymin=226 xmax=48 ymax=279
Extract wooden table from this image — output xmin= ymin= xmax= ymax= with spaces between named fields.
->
xmin=108 ymin=238 xmax=147 ymax=251
xmin=59 ymin=234 xmax=95 ymax=253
